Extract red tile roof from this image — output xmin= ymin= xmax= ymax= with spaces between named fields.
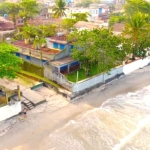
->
xmin=113 ymin=23 xmax=125 ymax=32
xmin=0 ymin=17 xmax=14 ymax=31
xmin=49 ymin=34 xmax=68 ymax=44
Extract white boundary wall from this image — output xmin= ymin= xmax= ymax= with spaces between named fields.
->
xmin=0 ymin=102 xmax=21 ymax=122
xmin=72 ymin=58 xmax=150 ymax=93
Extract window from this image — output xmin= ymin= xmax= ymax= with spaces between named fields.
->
xmin=16 ymin=53 xmax=20 ymax=57
xmin=70 ymin=61 xmax=79 ymax=66
xmin=18 ymin=19 xmax=24 ymax=24
xmin=26 ymin=55 xmax=30 ymax=60
xmin=60 ymin=44 xmax=65 ymax=50
xmin=53 ymin=43 xmax=58 ymax=48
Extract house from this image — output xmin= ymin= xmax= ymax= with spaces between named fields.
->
xmin=65 ymin=7 xmax=89 ymax=19
xmin=46 ymin=33 xmax=78 ymax=59
xmin=12 ymin=40 xmax=61 ymax=66
xmin=0 ymin=17 xmax=14 ymax=31
xmin=48 ymin=4 xmax=109 ymax=21
xmin=89 ymin=4 xmax=109 ymax=21
xmin=112 ymin=23 xmax=125 ymax=35
xmin=73 ymin=21 xmax=99 ymax=31
xmin=45 ymin=56 xmax=80 ymax=75
xmin=12 ymin=33 xmax=76 ymax=68
xmin=99 ymin=13 xmax=109 ymax=22
xmin=16 ymin=16 xmax=61 ymax=27
xmin=16 ymin=17 xmax=24 ymax=27
xmin=44 ymin=33 xmax=80 ymax=77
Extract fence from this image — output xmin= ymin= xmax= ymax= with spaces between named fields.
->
xmin=44 ymin=58 xmax=150 ymax=94
xmin=44 ymin=65 xmax=73 ymax=91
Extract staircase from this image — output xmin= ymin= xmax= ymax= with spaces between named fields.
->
xmin=22 ymin=99 xmax=35 ymax=110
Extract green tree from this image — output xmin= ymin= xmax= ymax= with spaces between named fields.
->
xmin=123 ymin=12 xmax=150 ymax=59
xmin=0 ymin=2 xmax=8 ymax=15
xmin=68 ymin=28 xmax=124 ymax=76
xmin=124 ymin=0 xmax=150 ymax=16
xmin=0 ymin=42 xmax=23 ymax=78
xmin=16 ymin=25 xmax=38 ymax=44
xmin=39 ymin=24 xmax=57 ymax=37
xmin=19 ymin=0 xmax=39 ymax=24
xmin=7 ymin=3 xmax=20 ymax=29
xmin=61 ymin=13 xmax=90 ymax=32
xmin=52 ymin=0 xmax=67 ymax=18
xmin=71 ymin=12 xmax=90 ymax=22
xmin=61 ymin=18 xmax=75 ymax=32
xmin=109 ymin=12 xmax=126 ymax=27
xmin=0 ymin=2 xmax=20 ymax=28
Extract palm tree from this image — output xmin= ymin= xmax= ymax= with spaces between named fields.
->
xmin=123 ymin=12 xmax=149 ymax=59
xmin=52 ymin=0 xmax=67 ymax=18
xmin=17 ymin=25 xmax=37 ymax=44
xmin=71 ymin=12 xmax=90 ymax=22
xmin=124 ymin=0 xmax=150 ymax=16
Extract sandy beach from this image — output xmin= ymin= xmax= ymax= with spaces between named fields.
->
xmin=1 ymin=65 xmax=150 ymax=150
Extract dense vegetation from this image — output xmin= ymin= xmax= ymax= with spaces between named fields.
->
xmin=67 ymin=0 xmax=150 ymax=79
xmin=0 ymin=43 xmax=23 ymax=78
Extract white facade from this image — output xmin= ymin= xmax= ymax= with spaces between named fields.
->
xmin=65 ymin=7 xmax=89 ymax=18
xmin=44 ymin=57 xmax=150 ymax=94
xmin=72 ymin=58 xmax=150 ymax=93
xmin=0 ymin=102 xmax=22 ymax=122
xmin=64 ymin=6 xmax=109 ymax=21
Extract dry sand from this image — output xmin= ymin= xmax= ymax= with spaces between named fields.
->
xmin=1 ymin=65 xmax=150 ymax=150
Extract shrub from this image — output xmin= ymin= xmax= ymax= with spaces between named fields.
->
xmin=21 ymin=61 xmax=44 ymax=77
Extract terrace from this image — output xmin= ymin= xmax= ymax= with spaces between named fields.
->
xmin=12 ymin=40 xmax=61 ymax=60
xmin=49 ymin=56 xmax=80 ymax=75
xmin=49 ymin=34 xmax=68 ymax=44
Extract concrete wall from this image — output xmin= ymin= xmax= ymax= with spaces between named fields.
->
xmin=72 ymin=58 xmax=150 ymax=93
xmin=18 ymin=47 xmax=54 ymax=60
xmin=46 ymin=38 xmax=53 ymax=48
xmin=72 ymin=65 xmax=123 ymax=93
xmin=54 ymin=45 xmax=70 ymax=60
xmin=44 ymin=58 xmax=150 ymax=94
xmin=0 ymin=102 xmax=21 ymax=122
xmin=123 ymin=58 xmax=150 ymax=75
xmin=19 ymin=54 xmax=43 ymax=66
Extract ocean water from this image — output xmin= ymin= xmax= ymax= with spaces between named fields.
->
xmin=46 ymin=86 xmax=150 ymax=150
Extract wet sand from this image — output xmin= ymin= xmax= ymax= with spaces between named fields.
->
xmin=1 ymin=65 xmax=150 ymax=150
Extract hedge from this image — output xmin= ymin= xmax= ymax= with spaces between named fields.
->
xmin=21 ymin=61 xmax=44 ymax=77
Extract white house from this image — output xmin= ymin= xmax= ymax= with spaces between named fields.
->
xmin=48 ymin=3 xmax=109 ymax=21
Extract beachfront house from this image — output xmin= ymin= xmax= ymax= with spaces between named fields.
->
xmin=44 ymin=33 xmax=80 ymax=81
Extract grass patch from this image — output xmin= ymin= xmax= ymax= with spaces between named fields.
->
xmin=17 ymin=73 xmax=35 ymax=86
xmin=19 ymin=70 xmax=61 ymax=88
xmin=66 ymin=65 xmax=101 ymax=82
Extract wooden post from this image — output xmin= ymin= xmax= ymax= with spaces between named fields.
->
xmin=5 ymin=92 xmax=8 ymax=105
xmin=17 ymin=85 xmax=21 ymax=101
xmin=68 ymin=64 xmax=70 ymax=74
xmin=40 ymin=51 xmax=43 ymax=66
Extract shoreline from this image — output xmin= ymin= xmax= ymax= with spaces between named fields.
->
xmin=1 ymin=65 xmax=150 ymax=150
